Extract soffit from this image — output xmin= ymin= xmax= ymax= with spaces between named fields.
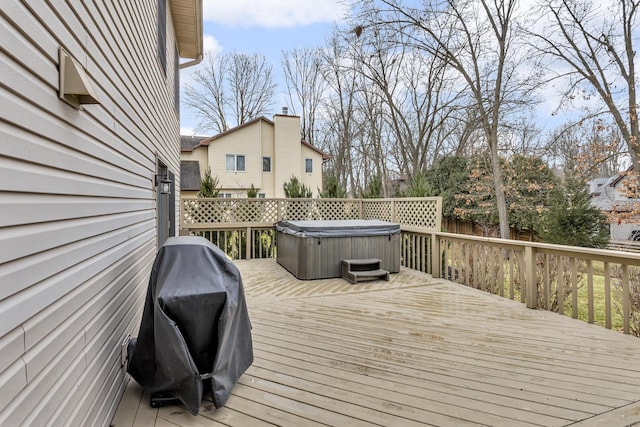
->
xmin=169 ymin=0 xmax=203 ymax=59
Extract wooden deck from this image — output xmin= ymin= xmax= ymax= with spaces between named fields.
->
xmin=111 ymin=259 xmax=640 ymax=426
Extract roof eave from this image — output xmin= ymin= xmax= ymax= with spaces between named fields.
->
xmin=170 ymin=0 xmax=203 ymax=60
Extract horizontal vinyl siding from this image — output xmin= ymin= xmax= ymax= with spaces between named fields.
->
xmin=300 ymin=147 xmax=324 ymax=197
xmin=0 ymin=0 xmax=180 ymax=426
xmin=209 ymin=124 xmax=264 ymax=189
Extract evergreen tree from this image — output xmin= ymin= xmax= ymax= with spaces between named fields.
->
xmin=403 ymin=170 xmax=435 ymax=197
xmin=320 ymin=174 xmax=347 ymax=198
xmin=507 ymin=155 xmax=558 ymax=235
xmin=247 ymin=184 xmax=259 ymax=198
xmin=361 ymin=174 xmax=383 ymax=199
xmin=541 ymin=170 xmax=609 ymax=248
xmin=454 ymin=155 xmax=499 ymax=232
xmin=198 ymin=167 xmax=219 ymax=198
xmin=283 ymin=176 xmax=313 ymax=198
xmin=424 ymin=156 xmax=469 ymax=216
xmin=452 ymin=154 xmax=559 ymax=236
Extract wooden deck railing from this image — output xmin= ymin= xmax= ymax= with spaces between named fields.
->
xmin=403 ymin=229 xmax=640 ymax=336
xmin=180 ymin=197 xmax=640 ymax=336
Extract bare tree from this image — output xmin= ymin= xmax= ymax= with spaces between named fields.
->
xmin=282 ymin=48 xmax=327 ymax=144
xmin=351 ymin=0 xmax=540 ymax=239
xmin=317 ymin=34 xmax=365 ymax=196
xmin=184 ymin=52 xmax=229 ymax=133
xmin=228 ymin=53 xmax=277 ymax=126
xmin=532 ymin=0 xmax=640 ymax=175
xmin=184 ymin=51 xmax=276 ymax=133
xmin=347 ymin=20 xmax=465 ymax=180
xmin=544 ymin=118 xmax=626 ymax=179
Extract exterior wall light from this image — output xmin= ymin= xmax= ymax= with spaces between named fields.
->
xmin=155 ymin=175 xmax=172 ymax=195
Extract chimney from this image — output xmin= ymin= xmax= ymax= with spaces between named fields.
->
xmin=282 ymin=106 xmax=288 ymax=115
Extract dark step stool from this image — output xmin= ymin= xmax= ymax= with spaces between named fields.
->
xmin=341 ymin=258 xmax=390 ymax=284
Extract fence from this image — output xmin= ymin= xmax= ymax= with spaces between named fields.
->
xmin=403 ymin=230 xmax=640 ymax=336
xmin=181 ymin=197 xmax=442 ymax=230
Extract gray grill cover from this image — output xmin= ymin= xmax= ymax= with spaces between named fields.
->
xmin=127 ymin=236 xmax=253 ymax=415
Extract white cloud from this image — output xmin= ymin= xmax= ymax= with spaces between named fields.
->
xmin=202 ymin=34 xmax=222 ymax=56
xmin=180 ymin=126 xmax=196 ymax=136
xmin=202 ymin=0 xmax=347 ymax=28
xmin=180 ymin=35 xmax=221 ymax=90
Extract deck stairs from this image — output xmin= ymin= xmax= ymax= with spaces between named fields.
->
xmin=341 ymin=258 xmax=390 ymax=284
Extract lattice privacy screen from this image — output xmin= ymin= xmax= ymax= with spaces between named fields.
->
xmin=182 ymin=198 xmax=440 ymax=230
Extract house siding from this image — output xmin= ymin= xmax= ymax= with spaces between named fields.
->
xmin=0 ymin=1 xmax=182 ymax=425
xmin=611 ymin=223 xmax=638 ymax=240
xmin=301 ymin=144 xmax=324 ymax=196
xmin=208 ymin=123 xmax=263 ymax=192
xmin=274 ymin=115 xmax=302 ymax=197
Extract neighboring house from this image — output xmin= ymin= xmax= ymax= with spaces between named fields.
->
xmin=180 ymin=114 xmax=329 ymax=198
xmin=0 ymin=1 xmax=202 ymax=426
xmin=589 ymin=167 xmax=640 ymax=240
xmin=180 ymin=135 xmax=209 ymax=195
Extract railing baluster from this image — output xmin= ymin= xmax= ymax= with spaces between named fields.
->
xmin=558 ymin=257 xmax=565 ymax=316
xmin=509 ymin=250 xmax=515 ymax=300
xmin=498 ymin=246 xmax=504 ymax=297
xmin=571 ymin=257 xmax=578 ymax=319
xmin=464 ymin=242 xmax=469 ymax=287
xmin=481 ymin=245 xmax=487 ymax=292
xmin=604 ymin=262 xmax=611 ymax=329
xmin=421 ymin=235 xmax=426 ymax=273
xmin=525 ymin=246 xmax=536 ymax=309
xmin=246 ymin=227 xmax=251 ymax=260
xmin=414 ymin=234 xmax=419 ymax=271
xmin=623 ymin=265 xmax=630 ymax=334
xmin=587 ymin=260 xmax=594 ymax=324
xmin=473 ymin=244 xmax=481 ymax=289
xmin=543 ymin=254 xmax=550 ymax=310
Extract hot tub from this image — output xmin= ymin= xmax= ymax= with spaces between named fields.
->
xmin=275 ymin=219 xmax=401 ymax=280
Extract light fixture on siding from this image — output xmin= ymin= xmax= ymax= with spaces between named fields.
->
xmin=155 ymin=175 xmax=172 ymax=195
xmin=59 ymin=47 xmax=100 ymax=109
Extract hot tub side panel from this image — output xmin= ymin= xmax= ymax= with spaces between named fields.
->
xmin=276 ymin=230 xmax=302 ymax=278
xmin=277 ymin=231 xmax=400 ymax=279
xmin=315 ymin=236 xmax=352 ymax=279
xmin=350 ymin=234 xmax=401 ymax=273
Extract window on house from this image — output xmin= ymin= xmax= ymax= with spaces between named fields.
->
xmin=217 ymin=193 xmax=232 ymax=198
xmin=262 ymin=156 xmax=271 ymax=172
xmin=258 ymin=193 xmax=266 ymax=198
xmin=226 ymin=154 xmax=245 ymax=172
xmin=305 ymin=158 xmax=313 ymax=173
xmin=157 ymin=0 xmax=166 ymax=76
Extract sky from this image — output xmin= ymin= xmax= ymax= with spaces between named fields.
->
xmin=179 ymin=0 xmax=349 ymax=135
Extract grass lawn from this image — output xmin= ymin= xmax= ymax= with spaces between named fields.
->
xmin=572 ymin=275 xmax=624 ymax=331
xmin=443 ymin=245 xmax=637 ymax=335
xmin=492 ymin=260 xmax=625 ymax=332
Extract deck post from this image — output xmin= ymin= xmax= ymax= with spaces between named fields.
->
xmin=435 ymin=197 xmax=442 ymax=231
xmin=390 ymin=199 xmax=396 ymax=222
xmin=525 ymin=246 xmax=537 ymax=309
xmin=431 ymin=233 xmax=441 ymax=278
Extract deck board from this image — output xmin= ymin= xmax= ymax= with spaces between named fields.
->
xmin=112 ymin=259 xmax=640 ymax=426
